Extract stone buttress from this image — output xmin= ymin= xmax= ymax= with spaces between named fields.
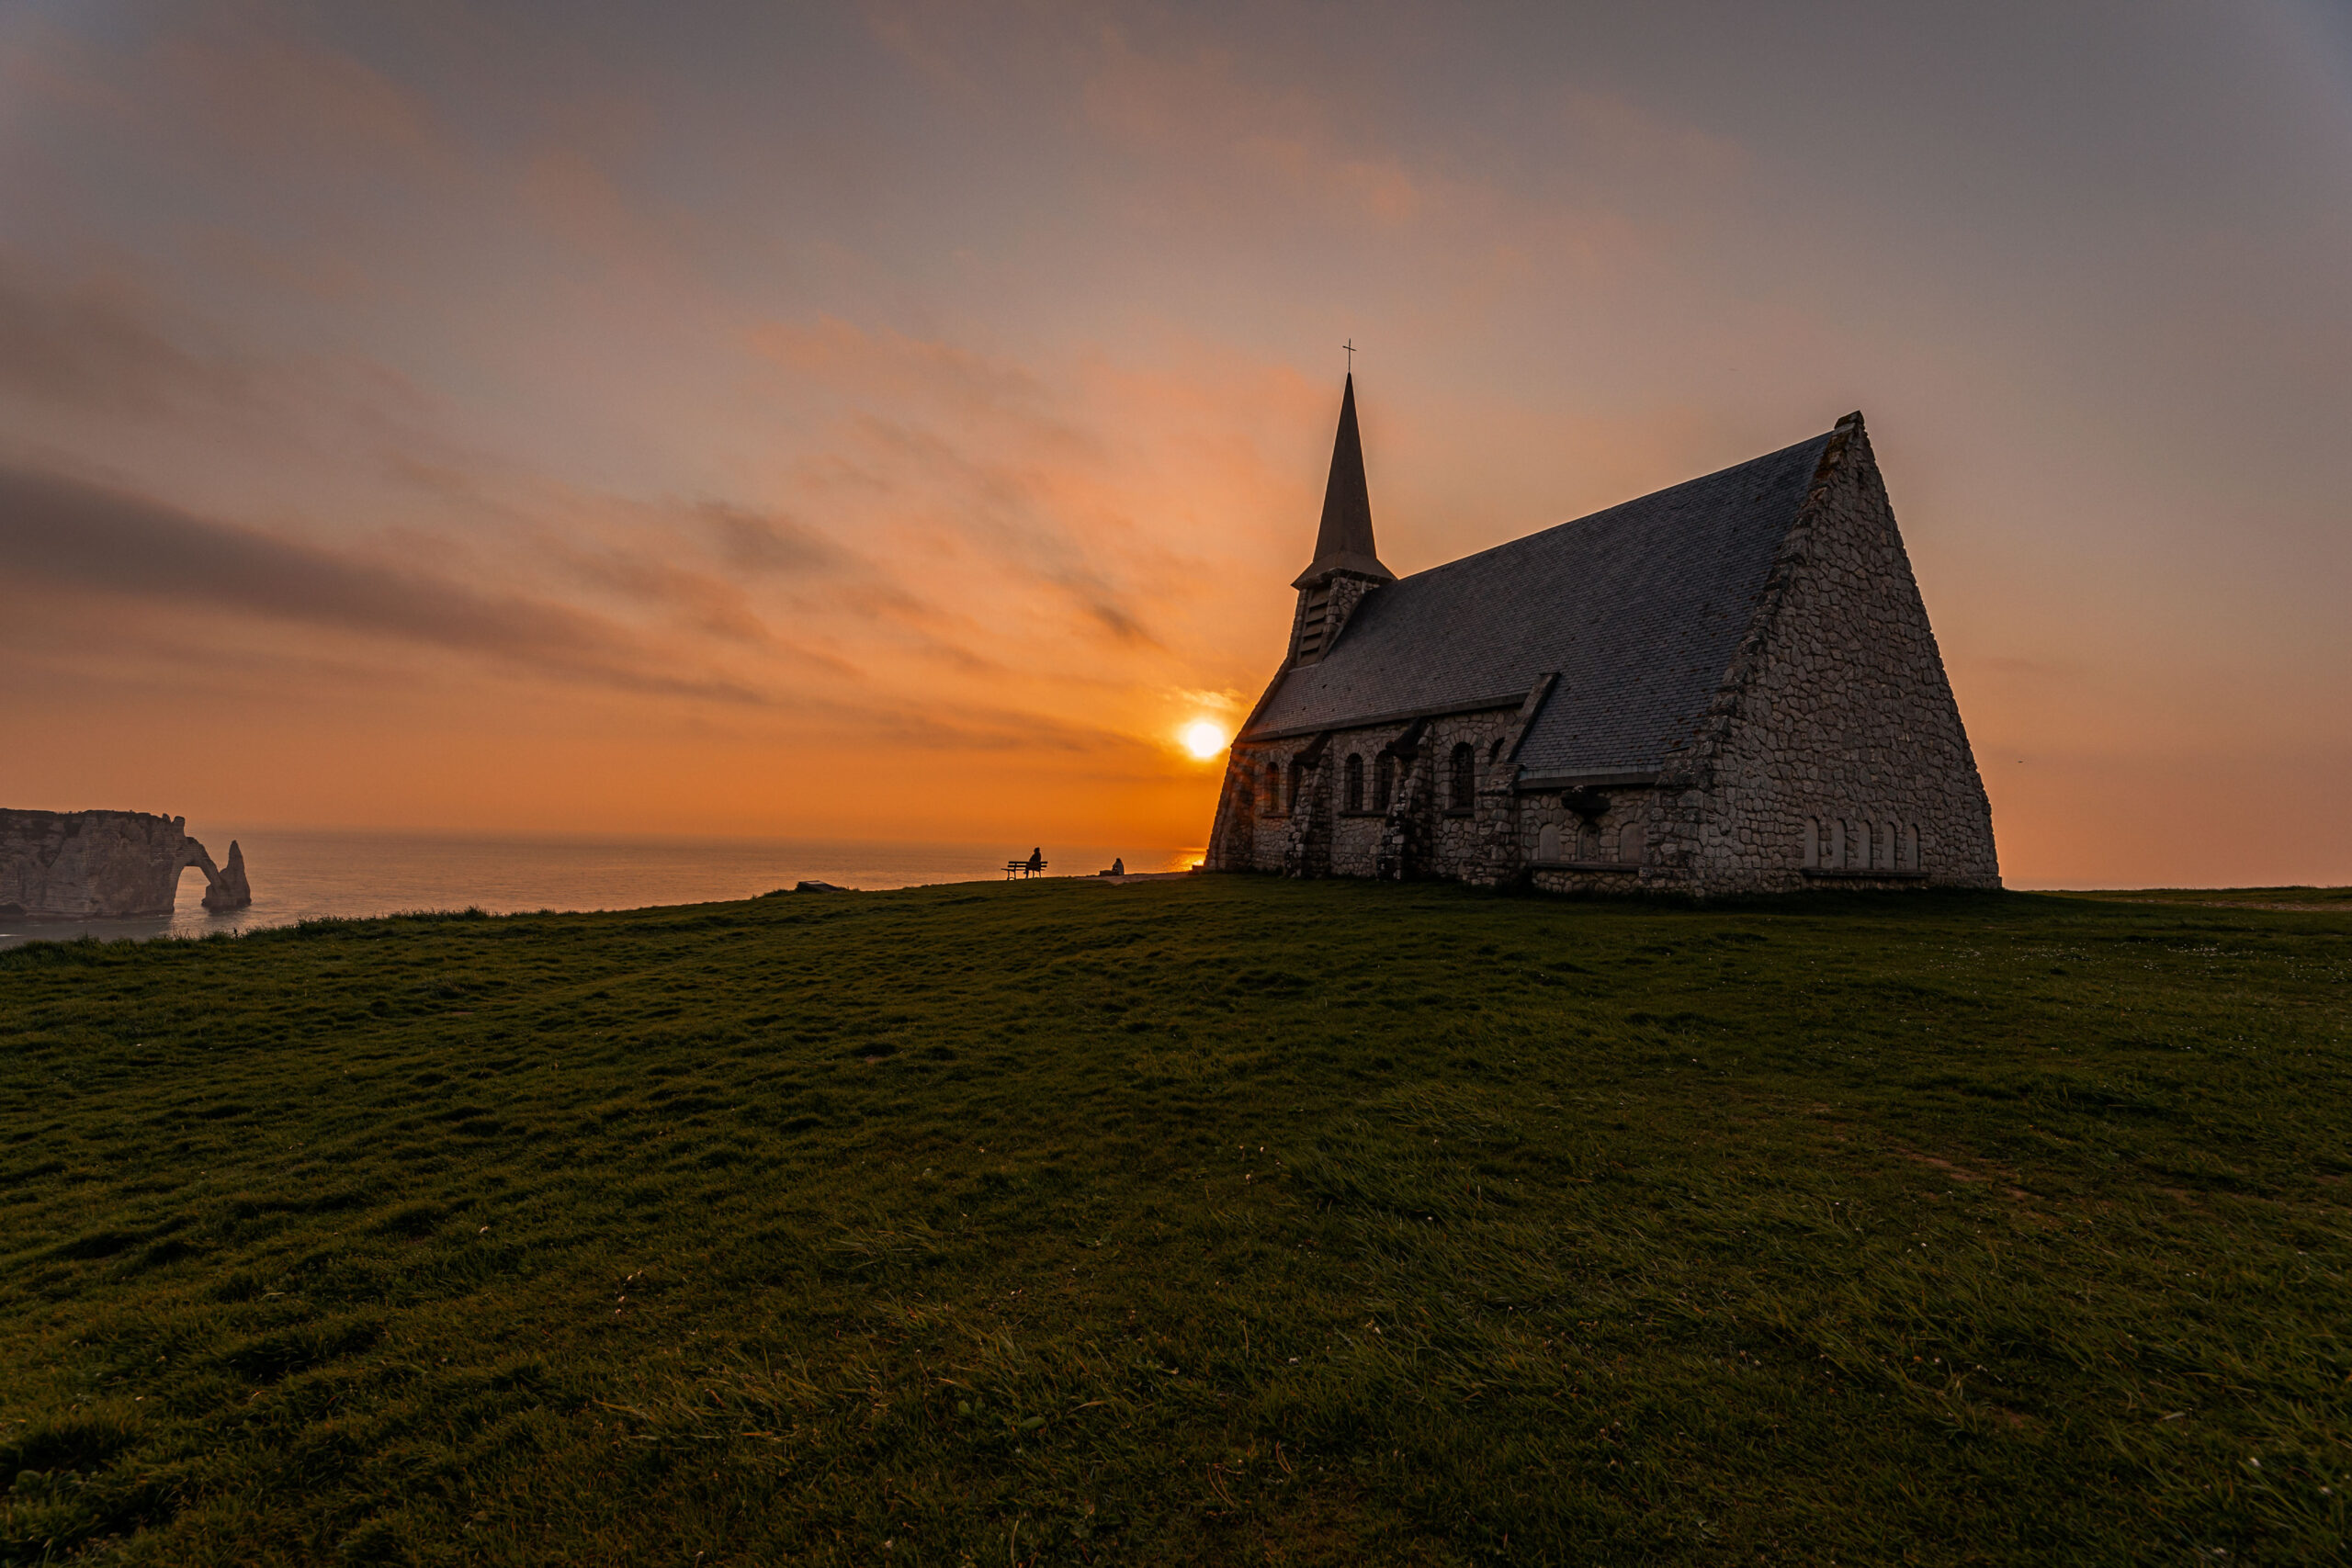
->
xmin=1204 ymin=385 xmax=1996 ymax=896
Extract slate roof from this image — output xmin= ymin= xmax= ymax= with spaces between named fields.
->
xmin=1240 ymin=429 xmax=1835 ymax=780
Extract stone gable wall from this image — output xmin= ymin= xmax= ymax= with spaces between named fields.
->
xmin=1208 ymin=419 xmax=1998 ymax=897
xmin=1662 ymin=421 xmax=2000 ymax=892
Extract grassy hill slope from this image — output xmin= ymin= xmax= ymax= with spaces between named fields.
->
xmin=1 ymin=878 xmax=2346 ymax=1565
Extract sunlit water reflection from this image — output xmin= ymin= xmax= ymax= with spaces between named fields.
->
xmin=0 ymin=831 xmax=1199 ymax=950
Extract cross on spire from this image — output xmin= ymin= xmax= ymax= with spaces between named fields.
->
xmin=1343 ymin=338 xmax=1355 ymax=371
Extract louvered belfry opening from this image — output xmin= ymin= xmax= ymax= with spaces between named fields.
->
xmin=1288 ymin=373 xmax=1396 ymax=667
xmin=1295 ymin=585 xmax=1333 ymax=660
xmin=1209 ymin=400 xmax=2003 ymax=896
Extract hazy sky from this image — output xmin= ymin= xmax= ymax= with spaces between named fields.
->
xmin=4 ymin=0 xmax=2347 ymax=886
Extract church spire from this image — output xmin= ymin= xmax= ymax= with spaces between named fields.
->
xmin=1294 ymin=373 xmax=1396 ymax=589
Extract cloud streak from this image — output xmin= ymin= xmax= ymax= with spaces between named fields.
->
xmin=0 ymin=464 xmax=770 ymax=705
xmin=0 ymin=259 xmax=251 ymax=420
xmin=2 ymin=1 xmax=2345 ymax=866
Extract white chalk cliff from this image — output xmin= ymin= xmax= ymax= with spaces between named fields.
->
xmin=0 ymin=809 xmax=253 ymax=919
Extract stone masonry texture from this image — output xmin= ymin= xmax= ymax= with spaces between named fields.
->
xmin=1204 ymin=412 xmax=1998 ymax=897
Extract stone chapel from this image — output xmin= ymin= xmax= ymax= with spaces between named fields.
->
xmin=1202 ymin=377 xmax=2000 ymax=895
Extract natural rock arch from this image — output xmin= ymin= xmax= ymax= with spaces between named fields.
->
xmin=0 ymin=810 xmax=251 ymax=919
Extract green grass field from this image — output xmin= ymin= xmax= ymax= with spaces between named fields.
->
xmin=2 ymin=877 xmax=2346 ymax=1565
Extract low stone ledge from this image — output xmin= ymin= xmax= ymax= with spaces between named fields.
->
xmin=1529 ymin=859 xmax=1641 ymax=874
xmin=1802 ymin=867 xmax=1929 ymax=882
xmin=1517 ymin=770 xmax=1660 ymax=791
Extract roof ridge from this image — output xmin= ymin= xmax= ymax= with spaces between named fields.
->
xmin=1386 ymin=429 xmax=1838 ymax=589
xmin=1238 ymin=421 xmax=1843 ymax=774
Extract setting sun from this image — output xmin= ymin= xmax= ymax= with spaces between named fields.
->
xmin=1179 ymin=719 xmax=1228 ymax=760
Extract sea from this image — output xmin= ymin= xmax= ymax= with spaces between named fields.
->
xmin=0 ymin=830 xmax=1201 ymax=951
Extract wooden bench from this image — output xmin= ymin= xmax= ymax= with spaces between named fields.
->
xmin=1004 ymin=859 xmax=1047 ymax=880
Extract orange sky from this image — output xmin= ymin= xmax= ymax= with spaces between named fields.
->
xmin=3 ymin=1 xmax=2348 ymax=886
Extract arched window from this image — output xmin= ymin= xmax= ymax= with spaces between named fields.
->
xmin=1374 ymin=754 xmax=1395 ymax=812
xmin=1448 ymin=743 xmax=1475 ymax=811
xmin=1902 ymin=822 xmax=1920 ymax=871
xmin=1576 ymin=822 xmax=1598 ymax=860
xmin=1263 ymin=761 xmax=1282 ymax=815
xmin=1803 ymin=818 xmax=1820 ymax=868
xmin=1619 ymin=822 xmax=1642 ymax=863
xmin=1538 ymin=821 xmax=1561 ymax=861
xmin=1344 ymin=754 xmax=1364 ymax=813
xmin=1289 ymin=760 xmax=1306 ymax=815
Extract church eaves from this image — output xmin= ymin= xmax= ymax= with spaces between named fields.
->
xmin=1293 ymin=373 xmax=1396 ymax=588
